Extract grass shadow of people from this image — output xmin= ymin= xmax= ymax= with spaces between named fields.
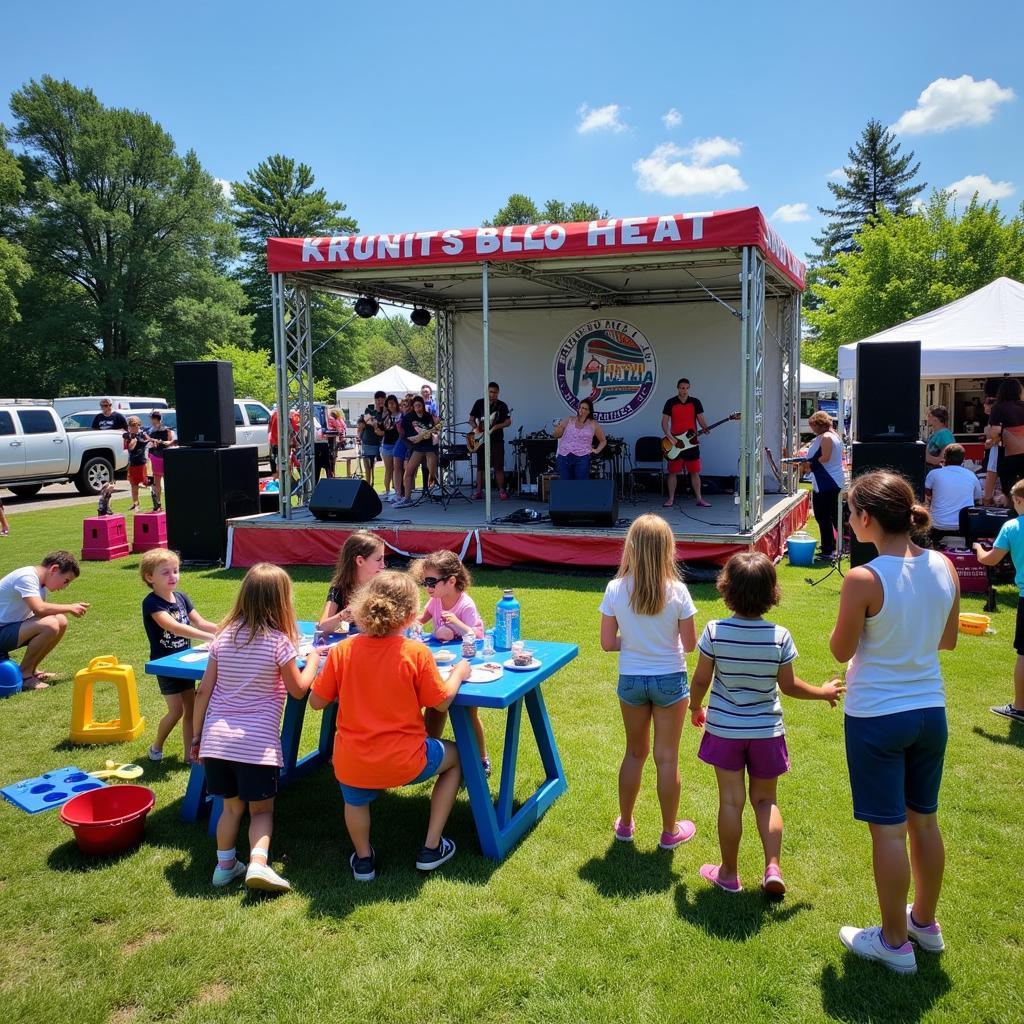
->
xmin=674 ymin=880 xmax=811 ymax=940
xmin=820 ymin=954 xmax=951 ymax=1022
xmin=972 ymin=722 xmax=1024 ymax=750
xmin=578 ymin=841 xmax=680 ymax=897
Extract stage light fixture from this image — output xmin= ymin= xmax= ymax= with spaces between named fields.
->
xmin=354 ymin=296 xmax=380 ymax=318
xmin=410 ymin=307 xmax=432 ymax=327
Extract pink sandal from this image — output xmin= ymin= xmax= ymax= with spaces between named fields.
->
xmin=695 ymin=499 xmax=712 ymax=508
xmin=700 ymin=863 xmax=742 ymax=892
xmin=762 ymin=865 xmax=786 ymax=896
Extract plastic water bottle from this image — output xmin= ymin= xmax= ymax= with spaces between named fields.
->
xmin=494 ymin=589 xmax=521 ymax=652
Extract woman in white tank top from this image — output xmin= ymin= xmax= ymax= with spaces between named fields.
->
xmin=829 ymin=471 xmax=960 ymax=975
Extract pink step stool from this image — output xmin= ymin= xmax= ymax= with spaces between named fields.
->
xmin=81 ymin=515 xmax=130 ymax=561
xmin=132 ymin=512 xmax=167 ymax=553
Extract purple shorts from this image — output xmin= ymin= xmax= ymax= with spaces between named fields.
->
xmin=698 ymin=732 xmax=790 ymax=779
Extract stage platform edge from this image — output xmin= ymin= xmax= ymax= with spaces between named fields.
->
xmin=226 ymin=491 xmax=809 ymax=570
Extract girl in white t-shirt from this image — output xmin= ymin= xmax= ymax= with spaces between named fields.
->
xmin=600 ymin=514 xmax=698 ymax=850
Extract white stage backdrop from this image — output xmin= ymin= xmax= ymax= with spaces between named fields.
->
xmin=452 ymin=302 xmax=783 ymax=478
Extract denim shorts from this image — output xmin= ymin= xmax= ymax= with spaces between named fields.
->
xmin=844 ymin=707 xmax=948 ymax=824
xmin=339 ymin=737 xmax=446 ymax=806
xmin=381 ymin=443 xmax=396 ymax=457
xmin=361 ymin=444 xmax=381 ymax=460
xmin=617 ymin=672 xmax=689 ymax=707
xmin=0 ymin=619 xmax=28 ymax=656
xmin=393 ymin=440 xmax=408 ymax=460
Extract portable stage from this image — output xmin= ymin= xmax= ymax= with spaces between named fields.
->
xmin=237 ymin=207 xmax=808 ymax=569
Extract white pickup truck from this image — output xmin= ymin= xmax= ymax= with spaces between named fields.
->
xmin=0 ymin=402 xmax=129 ymax=496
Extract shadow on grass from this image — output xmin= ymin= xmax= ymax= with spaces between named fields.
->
xmin=673 ymin=881 xmax=811 ymax=940
xmin=47 ymin=840 xmax=138 ymax=873
xmin=577 ymin=841 xmax=679 ymax=897
xmin=135 ymin=766 xmax=500 ymax=916
xmin=972 ymin=723 xmax=1024 ymax=749
xmin=820 ymin=954 xmax=950 ymax=1022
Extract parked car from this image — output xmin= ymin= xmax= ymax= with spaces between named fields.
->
xmin=1 ymin=401 xmax=130 ymax=496
xmin=51 ymin=395 xmax=168 ymax=420
xmin=115 ymin=400 xmax=272 ymax=460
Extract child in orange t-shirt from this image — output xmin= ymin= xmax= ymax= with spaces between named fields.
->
xmin=310 ymin=570 xmax=470 ymax=882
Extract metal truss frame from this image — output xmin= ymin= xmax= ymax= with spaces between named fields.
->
xmin=435 ymin=308 xmax=456 ymax=439
xmin=738 ymin=247 xmax=766 ymax=531
xmin=780 ymin=292 xmax=801 ymax=483
xmin=271 ymin=274 xmax=317 ymax=517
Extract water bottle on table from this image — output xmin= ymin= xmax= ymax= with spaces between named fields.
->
xmin=494 ymin=589 xmax=520 ymax=652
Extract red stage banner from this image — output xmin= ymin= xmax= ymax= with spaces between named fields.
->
xmin=266 ymin=207 xmax=805 ymax=291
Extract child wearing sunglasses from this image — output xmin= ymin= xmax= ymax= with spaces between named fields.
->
xmin=412 ymin=550 xmax=490 ymax=777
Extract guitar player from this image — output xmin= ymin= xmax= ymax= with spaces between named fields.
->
xmin=661 ymin=377 xmax=712 ymax=509
xmin=469 ymin=381 xmax=512 ymax=500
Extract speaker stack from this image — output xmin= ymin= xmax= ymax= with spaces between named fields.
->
xmin=164 ymin=361 xmax=259 ymax=563
xmin=849 ymin=340 xmax=925 ymax=567
xmin=309 ymin=479 xmax=382 ymax=522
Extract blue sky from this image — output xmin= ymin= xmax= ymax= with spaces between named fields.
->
xmin=3 ymin=0 xmax=1022 ymax=263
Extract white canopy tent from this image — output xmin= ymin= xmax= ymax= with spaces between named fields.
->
xmin=335 ymin=364 xmax=436 ymax=421
xmin=800 ymin=362 xmax=838 ymax=392
xmin=837 ymin=277 xmax=1024 ymax=382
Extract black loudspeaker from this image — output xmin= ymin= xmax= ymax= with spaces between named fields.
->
xmin=173 ymin=360 xmax=236 ymax=447
xmin=856 ymin=340 xmax=921 ymax=442
xmin=548 ymin=478 xmax=618 ymax=527
xmin=164 ymin=446 xmax=259 ymax=562
xmin=309 ymin=479 xmax=382 ymax=522
xmin=848 ymin=441 xmax=927 ymax=566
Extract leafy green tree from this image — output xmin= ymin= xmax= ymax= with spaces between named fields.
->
xmin=230 ymin=155 xmax=367 ymax=387
xmin=0 ymin=125 xmax=30 ymax=334
xmin=204 ymin=341 xmax=332 ymax=405
xmin=812 ymin=119 xmax=925 ymax=263
xmin=487 ymin=193 xmax=604 ymax=227
xmin=1 ymin=77 xmax=250 ymax=397
xmin=358 ymin=314 xmax=437 ymax=380
xmin=803 ymin=193 xmax=1024 ymax=373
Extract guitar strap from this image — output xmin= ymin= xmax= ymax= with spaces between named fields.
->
xmin=808 ymin=450 xmax=841 ymax=495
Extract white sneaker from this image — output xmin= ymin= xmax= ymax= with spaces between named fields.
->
xmin=839 ymin=925 xmax=917 ymax=974
xmin=212 ymin=860 xmax=247 ymax=887
xmin=245 ymin=860 xmax=291 ymax=893
xmin=906 ymin=905 xmax=945 ymax=952
xmin=147 ymin=746 xmax=164 ymax=762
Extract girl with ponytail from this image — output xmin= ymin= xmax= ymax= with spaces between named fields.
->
xmin=830 ymin=471 xmax=960 ymax=974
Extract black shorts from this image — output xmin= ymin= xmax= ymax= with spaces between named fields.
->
xmin=157 ymin=675 xmax=196 ymax=697
xmin=1014 ymin=598 xmax=1024 ymax=656
xmin=476 ymin=441 xmax=505 ymax=472
xmin=203 ymin=757 xmax=279 ymax=802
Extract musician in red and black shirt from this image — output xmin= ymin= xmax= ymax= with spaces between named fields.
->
xmin=661 ymin=377 xmax=712 ymax=508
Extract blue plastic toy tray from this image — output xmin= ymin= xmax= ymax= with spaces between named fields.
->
xmin=1 ymin=766 xmax=108 ymax=814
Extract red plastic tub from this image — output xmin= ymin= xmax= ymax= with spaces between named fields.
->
xmin=59 ymin=784 xmax=156 ymax=855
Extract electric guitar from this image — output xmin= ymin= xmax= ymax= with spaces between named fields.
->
xmin=466 ymin=407 xmax=512 ymax=453
xmin=408 ymin=419 xmax=444 ymax=445
xmin=662 ymin=412 xmax=740 ymax=460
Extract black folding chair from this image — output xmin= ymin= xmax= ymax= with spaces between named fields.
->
xmin=632 ymin=436 xmax=666 ymax=496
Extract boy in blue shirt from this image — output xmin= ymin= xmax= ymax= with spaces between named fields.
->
xmin=974 ymin=478 xmax=1024 ymax=721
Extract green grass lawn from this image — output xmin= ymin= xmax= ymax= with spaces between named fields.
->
xmin=0 ymin=502 xmax=1021 ymax=1023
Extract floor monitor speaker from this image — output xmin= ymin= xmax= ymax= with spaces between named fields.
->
xmin=173 ymin=360 xmax=236 ymax=447
xmin=548 ymin=478 xmax=618 ymax=527
xmin=163 ymin=446 xmax=259 ymax=562
xmin=848 ymin=441 xmax=926 ymax=566
xmin=309 ymin=479 xmax=382 ymax=522
xmin=855 ymin=340 xmax=921 ymax=442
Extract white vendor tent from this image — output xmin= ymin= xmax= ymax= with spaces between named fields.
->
xmin=837 ymin=276 xmax=1024 ymax=382
xmin=800 ymin=362 xmax=838 ymax=392
xmin=335 ymin=364 xmax=436 ymax=420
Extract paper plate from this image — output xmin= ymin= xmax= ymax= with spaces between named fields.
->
xmin=503 ymin=658 xmax=541 ymax=672
xmin=438 ymin=662 xmax=504 ymax=683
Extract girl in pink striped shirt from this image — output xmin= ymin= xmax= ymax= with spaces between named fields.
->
xmin=192 ymin=563 xmax=324 ymax=894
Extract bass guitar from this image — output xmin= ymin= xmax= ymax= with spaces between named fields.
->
xmin=466 ymin=407 xmax=513 ymax=453
xmin=662 ymin=412 xmax=740 ymax=460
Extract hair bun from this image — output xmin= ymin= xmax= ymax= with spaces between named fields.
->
xmin=909 ymin=503 xmax=931 ymax=531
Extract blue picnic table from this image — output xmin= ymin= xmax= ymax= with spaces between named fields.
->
xmin=145 ymin=623 xmax=577 ymax=861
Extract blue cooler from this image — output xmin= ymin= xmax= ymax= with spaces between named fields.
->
xmin=786 ymin=532 xmax=817 ymax=567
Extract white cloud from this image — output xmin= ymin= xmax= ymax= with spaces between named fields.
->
xmin=910 ymin=198 xmax=927 ymax=214
xmin=661 ymin=107 xmax=682 ymax=129
xmin=214 ymin=177 xmax=233 ymax=200
xmin=892 ymin=75 xmax=1015 ymax=135
xmin=827 ymin=167 xmax=846 ymax=181
xmin=945 ymin=174 xmax=1015 ymax=203
xmin=770 ymin=203 xmax=811 ymax=223
xmin=577 ymin=103 xmax=627 ymax=134
xmin=633 ymin=139 xmax=747 ymax=197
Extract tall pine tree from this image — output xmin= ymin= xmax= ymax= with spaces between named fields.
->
xmin=813 ymin=119 xmax=925 ymax=263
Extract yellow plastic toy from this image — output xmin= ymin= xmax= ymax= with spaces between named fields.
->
xmin=958 ymin=613 xmax=991 ymax=636
xmin=70 ymin=656 xmax=146 ymax=744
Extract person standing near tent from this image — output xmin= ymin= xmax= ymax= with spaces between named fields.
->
xmin=661 ymin=378 xmax=711 ymax=509
xmin=360 ymin=391 xmax=387 ymax=485
xmin=798 ymin=411 xmax=845 ymax=562
xmin=987 ymin=379 xmax=1024 ymax=498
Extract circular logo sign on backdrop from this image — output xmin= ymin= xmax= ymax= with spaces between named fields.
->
xmin=553 ymin=319 xmax=657 ymax=423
